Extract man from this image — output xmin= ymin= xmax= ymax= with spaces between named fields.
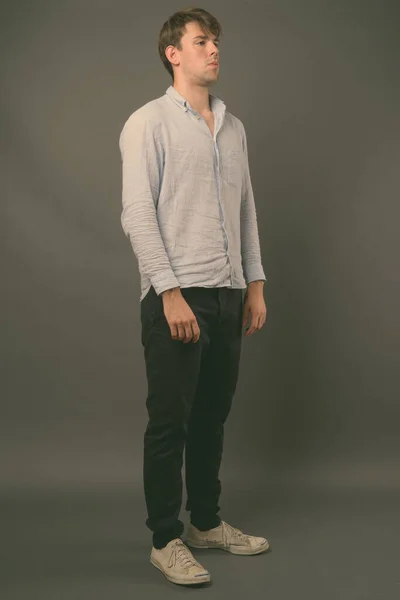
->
xmin=119 ymin=8 xmax=269 ymax=586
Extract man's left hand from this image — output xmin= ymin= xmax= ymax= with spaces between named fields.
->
xmin=242 ymin=289 xmax=267 ymax=336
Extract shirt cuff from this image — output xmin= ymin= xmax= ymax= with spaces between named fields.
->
xmin=244 ymin=264 xmax=267 ymax=286
xmin=151 ymin=272 xmax=181 ymax=297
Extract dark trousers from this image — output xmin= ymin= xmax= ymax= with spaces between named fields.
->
xmin=140 ymin=284 xmax=243 ymax=549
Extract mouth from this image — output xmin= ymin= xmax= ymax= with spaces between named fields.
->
xmin=209 ymin=62 xmax=219 ymax=67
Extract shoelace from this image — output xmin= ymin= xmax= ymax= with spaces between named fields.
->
xmin=167 ymin=540 xmax=201 ymax=569
xmin=222 ymin=521 xmax=251 ymax=544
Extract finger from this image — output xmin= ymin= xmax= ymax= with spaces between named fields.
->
xmin=183 ymin=322 xmax=194 ymax=343
xmin=246 ymin=316 xmax=261 ymax=336
xmin=192 ymin=323 xmax=200 ymax=343
xmin=192 ymin=322 xmax=200 ymax=343
xmin=177 ymin=323 xmax=185 ymax=340
xmin=248 ymin=315 xmax=264 ymax=334
xmin=245 ymin=323 xmax=255 ymax=336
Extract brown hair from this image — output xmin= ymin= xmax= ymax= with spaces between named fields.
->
xmin=158 ymin=7 xmax=222 ymax=81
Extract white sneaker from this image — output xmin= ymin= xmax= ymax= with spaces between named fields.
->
xmin=150 ymin=538 xmax=211 ymax=585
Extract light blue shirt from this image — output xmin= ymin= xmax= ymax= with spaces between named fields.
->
xmin=119 ymin=85 xmax=266 ymax=301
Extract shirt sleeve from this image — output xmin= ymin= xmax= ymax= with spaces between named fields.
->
xmin=119 ymin=114 xmax=180 ymax=296
xmin=239 ymin=122 xmax=267 ymax=285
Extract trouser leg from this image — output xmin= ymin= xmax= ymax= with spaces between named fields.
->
xmin=184 ymin=288 xmax=243 ymax=530
xmin=141 ymin=285 xmax=215 ymax=548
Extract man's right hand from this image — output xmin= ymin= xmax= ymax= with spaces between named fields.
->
xmin=161 ymin=288 xmax=200 ymax=343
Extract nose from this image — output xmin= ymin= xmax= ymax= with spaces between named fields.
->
xmin=210 ymin=41 xmax=219 ymax=55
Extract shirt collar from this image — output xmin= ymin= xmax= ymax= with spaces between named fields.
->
xmin=165 ymin=85 xmax=226 ymax=117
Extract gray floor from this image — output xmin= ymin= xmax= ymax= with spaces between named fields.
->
xmin=1 ymin=479 xmax=399 ymax=599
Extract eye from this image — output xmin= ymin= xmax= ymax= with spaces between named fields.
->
xmin=197 ymin=40 xmax=219 ymax=46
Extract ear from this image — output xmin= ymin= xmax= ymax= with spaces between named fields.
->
xmin=165 ymin=45 xmax=179 ymax=68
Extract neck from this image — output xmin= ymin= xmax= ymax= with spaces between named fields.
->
xmin=173 ymin=82 xmax=212 ymax=114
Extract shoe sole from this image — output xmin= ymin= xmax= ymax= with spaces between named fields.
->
xmin=186 ymin=539 xmax=270 ymax=555
xmin=150 ymin=555 xmax=211 ymax=585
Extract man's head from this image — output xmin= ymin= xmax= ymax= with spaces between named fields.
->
xmin=158 ymin=8 xmax=222 ymax=86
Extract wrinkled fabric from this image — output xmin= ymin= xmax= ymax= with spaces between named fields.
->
xmin=119 ymin=85 xmax=266 ymax=302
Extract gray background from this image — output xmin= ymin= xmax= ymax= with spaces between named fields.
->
xmin=2 ymin=1 xmax=400 ymax=598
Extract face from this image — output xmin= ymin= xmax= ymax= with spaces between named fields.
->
xmin=167 ymin=21 xmax=220 ymax=86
